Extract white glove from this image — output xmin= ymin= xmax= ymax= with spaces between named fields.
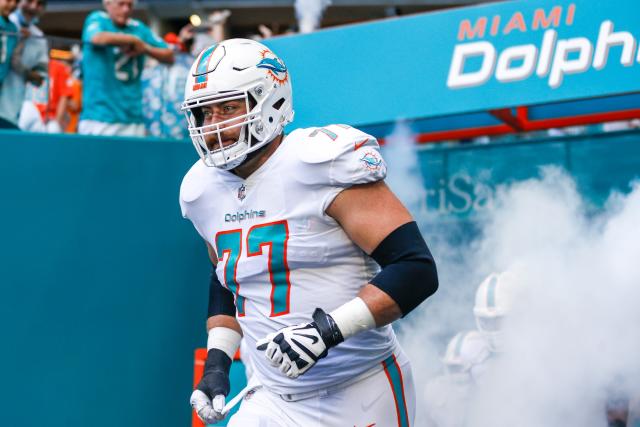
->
xmin=256 ymin=308 xmax=344 ymax=379
xmin=190 ymin=390 xmax=226 ymax=424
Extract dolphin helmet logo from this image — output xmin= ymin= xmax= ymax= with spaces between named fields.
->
xmin=256 ymin=49 xmax=288 ymax=85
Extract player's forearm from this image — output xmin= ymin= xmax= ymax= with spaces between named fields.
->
xmin=322 ymin=286 xmax=401 ymax=344
xmin=146 ymin=46 xmax=174 ymax=64
xmin=206 ymin=314 xmax=242 ymax=335
xmin=90 ymin=32 xmax=139 ymax=47
xmin=356 ymin=284 xmax=402 ymax=327
xmin=326 ymin=223 xmax=439 ymax=340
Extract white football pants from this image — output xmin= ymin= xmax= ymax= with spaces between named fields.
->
xmin=227 ymin=350 xmax=415 ymax=427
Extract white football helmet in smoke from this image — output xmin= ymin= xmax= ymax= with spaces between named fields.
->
xmin=442 ymin=330 xmax=491 ymax=383
xmin=473 ymin=271 xmax=518 ymax=352
xmin=182 ymin=38 xmax=294 ymax=170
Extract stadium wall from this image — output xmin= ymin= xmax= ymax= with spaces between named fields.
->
xmin=1 ymin=128 xmax=639 ymax=426
xmin=416 ymin=129 xmax=640 ymax=218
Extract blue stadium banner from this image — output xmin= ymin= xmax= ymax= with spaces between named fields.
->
xmin=266 ymin=0 xmax=640 ymax=129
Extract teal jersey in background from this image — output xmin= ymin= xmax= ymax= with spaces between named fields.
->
xmin=142 ymin=51 xmax=192 ymax=140
xmin=0 ymin=16 xmax=18 ymax=82
xmin=81 ymin=11 xmax=167 ymax=124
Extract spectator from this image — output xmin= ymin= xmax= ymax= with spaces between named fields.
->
xmin=0 ymin=0 xmax=19 ymax=129
xmin=0 ymin=0 xmax=47 ymax=128
xmin=56 ymin=60 xmax=82 ymax=133
xmin=78 ymin=0 xmax=173 ymax=137
xmin=0 ymin=0 xmax=18 ymax=81
xmin=19 ymin=48 xmax=72 ymax=132
xmin=141 ymin=25 xmax=194 ymax=139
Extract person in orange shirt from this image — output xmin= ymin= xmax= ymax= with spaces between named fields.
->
xmin=40 ymin=52 xmax=70 ymax=132
xmin=56 ymin=66 xmax=82 ymax=133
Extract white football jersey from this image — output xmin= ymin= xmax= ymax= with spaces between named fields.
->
xmin=180 ymin=124 xmax=400 ymax=395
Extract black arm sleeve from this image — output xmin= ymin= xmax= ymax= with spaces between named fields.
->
xmin=207 ymin=267 xmax=236 ymax=318
xmin=369 ymin=221 xmax=438 ymax=316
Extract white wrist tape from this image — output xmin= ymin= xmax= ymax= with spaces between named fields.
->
xmin=207 ymin=327 xmax=242 ymax=360
xmin=329 ymin=297 xmax=376 ymax=340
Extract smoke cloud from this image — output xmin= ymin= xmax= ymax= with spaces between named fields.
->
xmin=295 ymin=0 xmax=331 ymax=34
xmin=382 ymin=125 xmax=640 ymax=426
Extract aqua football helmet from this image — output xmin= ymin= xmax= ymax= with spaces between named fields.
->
xmin=182 ymin=38 xmax=294 ymax=169
xmin=473 ymin=271 xmax=518 ymax=352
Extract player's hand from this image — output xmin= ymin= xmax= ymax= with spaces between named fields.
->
xmin=190 ymin=349 xmax=231 ymax=423
xmin=256 ymin=308 xmax=344 ymax=379
xmin=190 ymin=390 xmax=225 ymax=423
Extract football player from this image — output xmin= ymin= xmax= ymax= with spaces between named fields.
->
xmin=424 ymin=331 xmax=490 ymax=427
xmin=181 ymin=39 xmax=439 ymax=426
xmin=78 ymin=0 xmax=173 ymax=136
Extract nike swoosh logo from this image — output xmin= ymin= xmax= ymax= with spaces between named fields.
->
xmin=297 ymin=333 xmax=319 ymax=345
xmin=354 ymin=138 xmax=369 ymax=151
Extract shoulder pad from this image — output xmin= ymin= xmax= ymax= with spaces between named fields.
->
xmin=179 ymin=160 xmax=210 ymax=218
xmin=295 ymin=125 xmax=377 ymax=164
xmin=292 ymin=124 xmax=386 ymax=186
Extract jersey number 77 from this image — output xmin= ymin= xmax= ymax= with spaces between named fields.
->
xmin=215 ymin=220 xmax=291 ymax=318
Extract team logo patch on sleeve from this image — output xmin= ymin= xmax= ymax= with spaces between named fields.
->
xmin=360 ymin=151 xmax=384 ymax=172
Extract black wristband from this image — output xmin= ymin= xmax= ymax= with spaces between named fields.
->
xmin=312 ymin=308 xmax=344 ymax=348
xmin=198 ymin=348 xmax=232 ymax=397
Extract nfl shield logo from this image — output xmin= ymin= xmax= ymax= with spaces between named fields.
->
xmin=238 ymin=184 xmax=246 ymax=201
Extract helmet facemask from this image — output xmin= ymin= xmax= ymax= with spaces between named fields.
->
xmin=442 ymin=331 xmax=491 ymax=383
xmin=183 ymin=89 xmax=263 ymax=170
xmin=474 ymin=313 xmax=505 ymax=352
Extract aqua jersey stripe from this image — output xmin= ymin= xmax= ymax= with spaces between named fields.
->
xmin=194 ymin=44 xmax=217 ymax=85
xmin=486 ymin=275 xmax=498 ymax=309
xmin=382 ymin=354 xmax=410 ymax=427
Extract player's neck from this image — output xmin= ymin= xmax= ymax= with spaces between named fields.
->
xmin=232 ymin=134 xmax=284 ymax=180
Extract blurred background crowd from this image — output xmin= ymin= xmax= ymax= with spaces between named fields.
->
xmin=2 ymin=0 xmax=637 ymax=141
xmin=0 ymin=0 xmax=438 ymax=139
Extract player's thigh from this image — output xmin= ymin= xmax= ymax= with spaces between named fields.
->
xmin=325 ymin=354 xmax=416 ymax=427
xmin=226 ymin=387 xmax=288 ymax=427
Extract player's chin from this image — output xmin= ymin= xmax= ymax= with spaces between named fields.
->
xmin=204 ymin=139 xmax=235 ymax=151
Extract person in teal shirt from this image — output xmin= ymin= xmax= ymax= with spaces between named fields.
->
xmin=0 ymin=2 xmax=18 ymax=82
xmin=0 ymin=0 xmax=19 ymax=128
xmin=79 ymin=0 xmax=173 ymax=137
